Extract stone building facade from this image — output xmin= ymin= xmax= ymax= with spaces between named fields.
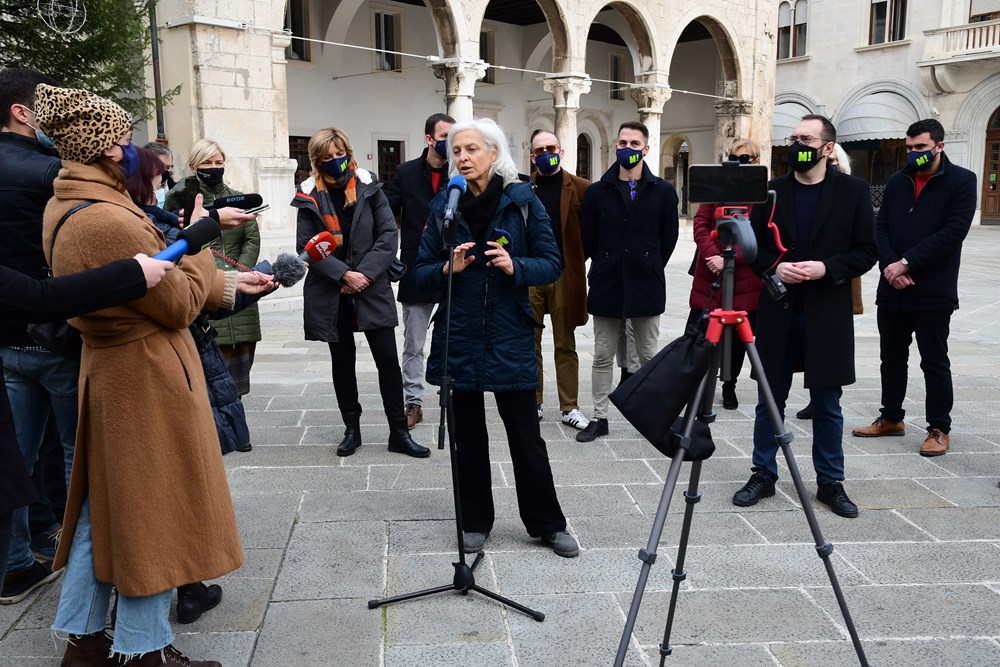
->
xmin=146 ymin=0 xmax=778 ymax=247
xmin=771 ymin=0 xmax=1000 ymax=224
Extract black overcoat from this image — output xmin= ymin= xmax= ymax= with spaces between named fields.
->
xmin=580 ymin=162 xmax=679 ymax=318
xmin=0 ymin=259 xmax=146 ymax=514
xmin=749 ymin=169 xmax=877 ymax=388
xmin=292 ymin=170 xmax=400 ymax=342
xmin=385 ymin=148 xmax=446 ymax=304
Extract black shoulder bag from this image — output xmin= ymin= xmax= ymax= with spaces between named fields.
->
xmin=26 ymin=201 xmax=94 ymax=356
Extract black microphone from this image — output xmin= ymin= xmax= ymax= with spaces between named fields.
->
xmin=152 ymin=217 xmax=221 ymax=262
xmin=260 ymin=254 xmax=307 ymax=288
xmin=442 ymin=175 xmax=466 ymax=245
xmin=207 ymin=194 xmax=264 ymax=210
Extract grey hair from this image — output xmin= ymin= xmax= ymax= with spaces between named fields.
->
xmin=447 ymin=118 xmax=519 ymax=181
xmin=832 ymin=143 xmax=851 ymax=175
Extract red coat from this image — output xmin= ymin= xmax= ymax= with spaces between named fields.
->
xmin=688 ymin=203 xmax=762 ymax=312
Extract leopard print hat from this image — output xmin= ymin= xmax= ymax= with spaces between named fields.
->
xmin=34 ymin=84 xmax=132 ymax=164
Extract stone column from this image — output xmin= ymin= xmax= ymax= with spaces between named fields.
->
xmin=714 ymin=80 xmax=753 ymax=161
xmin=432 ymin=58 xmax=488 ymax=122
xmin=629 ymin=82 xmax=672 ymax=176
xmin=542 ymin=74 xmax=591 ymax=174
xmin=157 ymin=0 xmax=296 ymax=237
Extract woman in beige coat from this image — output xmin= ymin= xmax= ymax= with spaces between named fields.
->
xmin=35 ymin=85 xmax=272 ymax=667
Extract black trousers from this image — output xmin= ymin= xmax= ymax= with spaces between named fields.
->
xmin=453 ymin=389 xmax=566 ymax=538
xmin=877 ymin=307 xmax=953 ymax=433
xmin=328 ymin=296 xmax=405 ymax=420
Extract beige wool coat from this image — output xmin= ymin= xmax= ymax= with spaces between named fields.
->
xmin=43 ymin=162 xmax=243 ymax=597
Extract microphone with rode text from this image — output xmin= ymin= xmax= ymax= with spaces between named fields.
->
xmin=442 ymin=175 xmax=466 ymax=246
xmin=206 ymin=194 xmax=264 ymax=211
xmin=299 ymin=231 xmax=338 ymax=264
xmin=153 ymin=217 xmax=221 ymax=262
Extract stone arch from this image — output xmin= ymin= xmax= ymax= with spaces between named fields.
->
xmin=324 ymin=0 xmax=462 ymax=58
xmin=581 ymin=0 xmax=660 ymax=74
xmin=470 ymin=0 xmax=571 ymax=71
xmin=662 ymin=12 xmax=744 ymax=94
xmin=953 ymin=71 xmax=1000 ymax=201
xmin=774 ymin=89 xmax=822 ymax=112
xmin=525 ymin=34 xmax=554 ymax=74
xmin=578 ymin=108 xmax=612 ymax=172
xmin=833 ymin=79 xmax=930 ymax=128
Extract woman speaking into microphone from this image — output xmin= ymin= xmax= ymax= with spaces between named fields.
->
xmin=413 ymin=118 xmax=578 ymax=557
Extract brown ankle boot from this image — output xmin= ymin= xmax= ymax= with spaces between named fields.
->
xmin=122 ymin=644 xmax=220 ymax=667
xmin=60 ymin=630 xmax=115 ymax=667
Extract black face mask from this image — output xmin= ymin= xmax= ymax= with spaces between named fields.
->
xmin=785 ymin=142 xmax=825 ymax=173
xmin=196 ymin=167 xmax=225 ymax=188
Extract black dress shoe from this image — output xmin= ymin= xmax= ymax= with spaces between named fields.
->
xmin=176 ymin=582 xmax=223 ymax=624
xmin=576 ymin=418 xmax=609 ymax=442
xmin=816 ymin=482 xmax=859 ymax=518
xmin=732 ymin=474 xmax=775 ymax=507
xmin=796 ymin=402 xmax=814 ymax=420
xmin=722 ymin=382 xmax=738 ymax=410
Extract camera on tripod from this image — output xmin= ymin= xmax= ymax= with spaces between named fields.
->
xmin=687 ymin=160 xmax=769 ymax=264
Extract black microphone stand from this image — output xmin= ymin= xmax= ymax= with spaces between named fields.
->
xmin=613 ymin=218 xmax=870 ymax=666
xmin=368 ymin=209 xmax=544 ymax=622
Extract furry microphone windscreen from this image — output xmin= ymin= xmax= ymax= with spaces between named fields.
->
xmin=271 ymin=253 xmax=307 ymax=287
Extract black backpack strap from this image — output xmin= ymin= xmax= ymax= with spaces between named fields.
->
xmin=47 ymin=201 xmax=94 ymax=276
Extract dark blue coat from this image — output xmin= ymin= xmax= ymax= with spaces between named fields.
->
xmin=580 ymin=162 xmax=679 ymax=318
xmin=875 ymin=152 xmax=977 ymax=311
xmin=413 ymin=180 xmax=561 ymax=392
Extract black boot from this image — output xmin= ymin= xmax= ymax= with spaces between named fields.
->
xmin=388 ymin=418 xmax=430 ymax=458
xmin=722 ymin=381 xmax=738 ymax=410
xmin=176 ymin=582 xmax=222 ymax=624
xmin=337 ymin=411 xmax=362 ymax=457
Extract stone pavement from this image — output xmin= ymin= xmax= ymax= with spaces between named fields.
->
xmin=3 ymin=227 xmax=1000 ymax=667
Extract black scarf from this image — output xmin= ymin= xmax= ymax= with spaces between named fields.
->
xmin=458 ymin=175 xmax=503 ymax=246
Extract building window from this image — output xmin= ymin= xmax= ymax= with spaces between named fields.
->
xmin=609 ymin=53 xmax=625 ymax=100
xmin=374 ymin=10 xmax=401 ymax=72
xmin=777 ymin=2 xmax=807 ymax=59
xmin=284 ymin=0 xmax=309 ymax=62
xmin=480 ymin=29 xmax=495 ymax=84
xmin=289 ymin=136 xmax=311 ymax=184
xmin=577 ymin=134 xmax=591 ymax=180
xmin=870 ymin=0 xmax=906 ymax=44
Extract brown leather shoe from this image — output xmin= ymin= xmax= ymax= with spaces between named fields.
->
xmin=122 ymin=644 xmax=220 ymax=667
xmin=851 ymin=417 xmax=905 ymax=438
xmin=405 ymin=403 xmax=423 ymax=430
xmin=920 ymin=429 xmax=950 ymax=457
xmin=60 ymin=630 xmax=115 ymax=667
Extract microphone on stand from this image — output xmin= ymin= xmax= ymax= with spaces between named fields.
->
xmin=153 ymin=217 xmax=221 ymax=262
xmin=442 ymin=175 xmax=466 ymax=246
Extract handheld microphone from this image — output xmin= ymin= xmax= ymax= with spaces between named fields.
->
xmin=208 ymin=194 xmax=264 ymax=210
xmin=443 ymin=175 xmax=466 ymax=226
xmin=153 ymin=217 xmax=221 ymax=262
xmin=299 ymin=231 xmax=338 ymax=263
xmin=268 ymin=254 xmax=308 ymax=287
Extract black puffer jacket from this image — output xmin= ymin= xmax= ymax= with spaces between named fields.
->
xmin=0 ymin=132 xmax=62 ymax=346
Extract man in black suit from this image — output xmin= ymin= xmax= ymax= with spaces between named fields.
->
xmin=386 ymin=113 xmax=455 ymax=429
xmin=733 ymin=115 xmax=877 ymax=518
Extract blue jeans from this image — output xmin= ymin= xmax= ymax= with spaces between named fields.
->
xmin=750 ymin=313 xmax=846 ymax=487
xmin=1 ymin=347 xmax=80 ymax=572
xmin=53 ymin=501 xmax=173 ymax=655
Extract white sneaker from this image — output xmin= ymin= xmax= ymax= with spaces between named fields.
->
xmin=561 ymin=408 xmax=588 ymax=430
xmin=537 ymin=404 xmax=544 ymax=421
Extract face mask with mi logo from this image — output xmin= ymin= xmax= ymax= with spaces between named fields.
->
xmin=616 ymin=146 xmax=644 ymax=169
xmin=535 ymin=151 xmax=561 ymax=175
xmin=785 ymin=141 xmax=823 ymax=173
xmin=907 ymin=149 xmax=936 ymax=172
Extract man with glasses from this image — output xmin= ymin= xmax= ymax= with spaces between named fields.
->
xmin=527 ymin=130 xmax=590 ymax=430
xmin=577 ymin=121 xmax=679 ymax=442
xmin=733 ymin=114 xmax=877 ymax=518
xmin=851 ymin=119 xmax=976 ymax=457
xmin=0 ymin=68 xmax=67 ymax=602
xmin=386 ymin=112 xmax=455 ymax=429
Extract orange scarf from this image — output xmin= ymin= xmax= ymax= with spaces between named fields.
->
xmin=314 ymin=170 xmax=358 ymax=243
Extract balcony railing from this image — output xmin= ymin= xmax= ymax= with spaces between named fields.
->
xmin=922 ymin=19 xmax=1000 ymax=63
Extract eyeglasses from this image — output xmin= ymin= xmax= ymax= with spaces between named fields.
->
xmin=531 ymin=144 xmax=559 ymax=156
xmin=786 ymin=135 xmax=827 ymax=147
xmin=728 ymin=153 xmax=753 ymax=164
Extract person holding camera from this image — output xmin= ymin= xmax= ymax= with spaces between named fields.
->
xmin=293 ymin=127 xmax=428 ymax=459
xmin=686 ymin=138 xmax=764 ymax=410
xmin=734 ymin=115 xmax=877 ymax=519
xmin=413 ymin=118 xmax=577 ymax=558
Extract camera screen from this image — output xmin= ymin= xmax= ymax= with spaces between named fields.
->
xmin=688 ymin=164 xmax=769 ymax=204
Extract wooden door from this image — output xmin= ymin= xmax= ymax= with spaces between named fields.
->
xmin=983 ymin=130 xmax=1000 ymax=224
xmin=377 ymin=140 xmax=403 ymax=185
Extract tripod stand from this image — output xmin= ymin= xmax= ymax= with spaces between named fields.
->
xmin=613 ymin=238 xmax=870 ymax=666
xmin=367 ymin=212 xmax=544 ymax=622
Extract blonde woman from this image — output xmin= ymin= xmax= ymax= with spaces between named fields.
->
xmin=292 ymin=127 xmax=428 ymax=459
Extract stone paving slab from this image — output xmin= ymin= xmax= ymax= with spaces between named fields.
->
xmin=272 ymin=521 xmax=386 ymax=600
xmin=251 ymin=599 xmax=381 ymax=666
xmin=899 ymin=506 xmax=1000 ymax=540
xmin=770 ymin=638 xmax=1000 ymax=667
